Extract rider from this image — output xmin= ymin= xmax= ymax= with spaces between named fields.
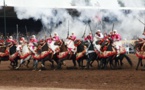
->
xmin=66 ymin=32 xmax=77 ymax=53
xmin=84 ymin=32 xmax=93 ymax=41
xmin=29 ymin=35 xmax=38 ymax=49
xmin=46 ymin=34 xmax=53 ymax=44
xmin=68 ymin=32 xmax=76 ymax=41
xmin=52 ymin=32 xmax=60 ymax=41
xmin=30 ymin=35 xmax=38 ymax=43
xmin=112 ymin=30 xmax=121 ymax=41
xmin=94 ymin=30 xmax=104 ymax=41
xmin=6 ymin=36 xmax=17 ymax=45
xmin=112 ymin=30 xmax=122 ymax=56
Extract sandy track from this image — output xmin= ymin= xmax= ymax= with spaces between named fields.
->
xmin=0 ymin=54 xmax=145 ymax=90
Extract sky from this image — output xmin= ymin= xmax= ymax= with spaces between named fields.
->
xmin=0 ymin=0 xmax=145 ymax=40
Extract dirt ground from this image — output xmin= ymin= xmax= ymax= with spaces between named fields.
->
xmin=0 ymin=54 xmax=145 ymax=90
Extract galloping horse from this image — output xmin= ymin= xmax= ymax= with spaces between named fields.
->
xmin=113 ymin=40 xmax=133 ymax=68
xmin=33 ymin=40 xmax=54 ymax=70
xmin=74 ymin=40 xmax=87 ymax=68
xmin=97 ymin=38 xmax=117 ymax=69
xmin=54 ymin=39 xmax=77 ymax=69
xmin=7 ymin=42 xmax=19 ymax=69
xmin=16 ymin=42 xmax=32 ymax=69
xmin=83 ymin=40 xmax=98 ymax=69
xmin=0 ymin=43 xmax=9 ymax=63
xmin=134 ymin=40 xmax=145 ymax=70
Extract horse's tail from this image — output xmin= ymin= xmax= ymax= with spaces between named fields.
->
xmin=124 ymin=54 xmax=133 ymax=67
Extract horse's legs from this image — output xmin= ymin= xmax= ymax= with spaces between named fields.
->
xmin=16 ymin=59 xmax=25 ymax=69
xmin=9 ymin=61 xmax=15 ymax=69
xmin=115 ymin=56 xmax=119 ymax=68
xmin=41 ymin=59 xmax=45 ymax=68
xmin=118 ymin=54 xmax=124 ymax=66
xmin=136 ymin=58 xmax=142 ymax=70
xmin=15 ymin=58 xmax=19 ymax=67
xmin=48 ymin=59 xmax=54 ymax=69
xmin=71 ymin=54 xmax=76 ymax=67
xmin=104 ymin=58 xmax=110 ymax=69
xmin=33 ymin=60 xmax=38 ymax=70
xmin=88 ymin=52 xmax=97 ymax=69
xmin=141 ymin=60 xmax=143 ymax=66
xmin=57 ymin=59 xmax=64 ymax=69
xmin=25 ymin=60 xmax=30 ymax=68
xmin=100 ymin=58 xmax=105 ymax=69
xmin=109 ymin=56 xmax=115 ymax=69
xmin=77 ymin=59 xmax=81 ymax=67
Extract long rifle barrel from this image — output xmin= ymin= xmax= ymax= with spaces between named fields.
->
xmin=67 ymin=20 xmax=69 ymax=38
xmin=137 ymin=18 xmax=145 ymax=25
xmin=112 ymin=23 xmax=114 ymax=31
xmin=25 ymin=25 xmax=28 ymax=40
xmin=82 ymin=24 xmax=87 ymax=38
xmin=88 ymin=22 xmax=93 ymax=37
xmin=16 ymin=24 xmax=19 ymax=43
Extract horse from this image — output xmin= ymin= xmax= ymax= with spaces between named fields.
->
xmin=16 ymin=42 xmax=33 ymax=69
xmin=54 ymin=39 xmax=77 ymax=69
xmin=7 ymin=42 xmax=20 ymax=69
xmin=96 ymin=38 xmax=117 ymax=69
xmin=83 ymin=40 xmax=99 ymax=69
xmin=134 ymin=40 xmax=145 ymax=70
xmin=113 ymin=40 xmax=133 ymax=68
xmin=74 ymin=40 xmax=88 ymax=68
xmin=33 ymin=40 xmax=54 ymax=70
xmin=0 ymin=44 xmax=9 ymax=63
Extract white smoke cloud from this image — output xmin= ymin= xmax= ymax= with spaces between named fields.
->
xmin=118 ymin=0 xmax=145 ymax=7
xmin=2 ymin=0 xmax=145 ymax=40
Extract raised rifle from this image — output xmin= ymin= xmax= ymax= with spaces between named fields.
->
xmin=82 ymin=24 xmax=87 ymax=38
xmin=25 ymin=25 xmax=29 ymax=41
xmin=16 ymin=24 xmax=19 ymax=44
xmin=112 ymin=23 xmax=114 ymax=32
xmin=43 ymin=26 xmax=47 ymax=39
xmin=88 ymin=22 xmax=93 ymax=37
xmin=136 ymin=17 xmax=145 ymax=25
xmin=67 ymin=20 xmax=69 ymax=38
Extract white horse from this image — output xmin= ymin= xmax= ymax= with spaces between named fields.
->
xmin=113 ymin=40 xmax=126 ymax=56
xmin=16 ymin=43 xmax=32 ymax=69
xmin=48 ymin=40 xmax=60 ymax=54
xmin=65 ymin=39 xmax=77 ymax=53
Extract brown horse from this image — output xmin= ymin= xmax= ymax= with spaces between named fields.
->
xmin=54 ymin=39 xmax=77 ymax=69
xmin=0 ymin=44 xmax=9 ymax=63
xmin=100 ymin=39 xmax=132 ymax=69
xmin=134 ymin=40 xmax=145 ymax=70
xmin=32 ymin=40 xmax=54 ymax=70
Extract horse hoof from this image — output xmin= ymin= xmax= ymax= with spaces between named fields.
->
xmin=15 ymin=67 xmax=19 ymax=70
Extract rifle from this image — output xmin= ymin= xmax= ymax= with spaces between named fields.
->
xmin=112 ymin=23 xmax=114 ymax=32
xmin=82 ymin=24 xmax=87 ymax=38
xmin=16 ymin=24 xmax=19 ymax=44
xmin=136 ymin=17 xmax=145 ymax=25
xmin=88 ymin=22 xmax=93 ymax=37
xmin=67 ymin=20 xmax=69 ymax=38
xmin=43 ymin=26 xmax=47 ymax=39
xmin=25 ymin=25 xmax=29 ymax=41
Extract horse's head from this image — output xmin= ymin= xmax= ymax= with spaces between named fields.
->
xmin=38 ymin=39 xmax=45 ymax=45
xmin=134 ymin=40 xmax=144 ymax=51
xmin=54 ymin=40 xmax=63 ymax=46
xmin=101 ymin=39 xmax=110 ymax=47
xmin=5 ymin=42 xmax=14 ymax=47
xmin=74 ymin=39 xmax=81 ymax=46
